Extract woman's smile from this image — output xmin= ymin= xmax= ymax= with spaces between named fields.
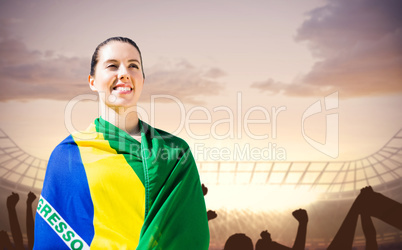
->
xmin=112 ymin=83 xmax=133 ymax=94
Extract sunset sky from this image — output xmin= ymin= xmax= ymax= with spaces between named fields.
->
xmin=0 ymin=0 xmax=401 ymax=163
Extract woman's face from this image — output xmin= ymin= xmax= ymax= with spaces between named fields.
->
xmin=88 ymin=41 xmax=144 ymax=109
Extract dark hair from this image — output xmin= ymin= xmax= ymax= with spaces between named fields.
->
xmin=90 ymin=36 xmax=145 ymax=79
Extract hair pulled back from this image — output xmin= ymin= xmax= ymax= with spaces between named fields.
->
xmin=90 ymin=37 xmax=145 ymax=79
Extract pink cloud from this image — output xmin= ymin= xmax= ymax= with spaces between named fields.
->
xmin=0 ymin=33 xmax=225 ymax=104
xmin=253 ymin=0 xmax=402 ymax=98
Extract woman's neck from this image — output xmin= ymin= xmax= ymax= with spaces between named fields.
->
xmin=100 ymin=105 xmax=140 ymax=135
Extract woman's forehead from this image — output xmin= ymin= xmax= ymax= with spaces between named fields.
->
xmin=98 ymin=41 xmax=141 ymax=61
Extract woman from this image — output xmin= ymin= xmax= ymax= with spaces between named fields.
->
xmin=34 ymin=37 xmax=210 ymax=249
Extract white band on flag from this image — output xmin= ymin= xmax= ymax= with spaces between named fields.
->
xmin=36 ymin=195 xmax=90 ymax=250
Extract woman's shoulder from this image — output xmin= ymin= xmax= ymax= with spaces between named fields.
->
xmin=50 ymin=134 xmax=79 ymax=155
xmin=141 ymin=120 xmax=189 ymax=149
xmin=50 ymin=123 xmax=98 ymax=154
xmin=45 ymin=134 xmax=82 ymax=168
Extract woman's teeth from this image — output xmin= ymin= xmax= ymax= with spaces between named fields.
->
xmin=114 ymin=87 xmax=132 ymax=91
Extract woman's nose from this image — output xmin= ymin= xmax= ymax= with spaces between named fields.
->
xmin=118 ymin=67 xmax=130 ymax=80
xmin=120 ymin=74 xmax=129 ymax=80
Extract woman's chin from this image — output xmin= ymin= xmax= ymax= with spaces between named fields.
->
xmin=100 ymin=99 xmax=137 ymax=110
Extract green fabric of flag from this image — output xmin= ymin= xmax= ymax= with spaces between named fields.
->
xmin=98 ymin=118 xmax=210 ymax=249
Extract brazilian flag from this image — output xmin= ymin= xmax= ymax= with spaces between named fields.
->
xmin=34 ymin=118 xmax=209 ymax=249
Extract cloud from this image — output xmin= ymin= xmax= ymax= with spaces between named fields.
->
xmin=0 ymin=30 xmax=225 ymax=103
xmin=253 ymin=0 xmax=402 ymax=98
xmin=202 ymin=67 xmax=226 ymax=79
xmin=140 ymin=60 xmax=226 ymax=104
xmin=0 ymin=31 xmax=91 ymax=101
xmin=295 ymin=0 xmax=402 ymax=57
xmin=251 ymin=78 xmax=325 ymax=97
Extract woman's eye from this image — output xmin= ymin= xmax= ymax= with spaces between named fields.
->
xmin=107 ymin=64 xmax=117 ymax=68
xmin=129 ymin=64 xmax=139 ymax=69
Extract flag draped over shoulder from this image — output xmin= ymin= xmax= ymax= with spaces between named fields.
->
xmin=34 ymin=118 xmax=209 ymax=250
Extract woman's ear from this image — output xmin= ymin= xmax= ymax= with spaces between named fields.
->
xmin=88 ymin=75 xmax=97 ymax=92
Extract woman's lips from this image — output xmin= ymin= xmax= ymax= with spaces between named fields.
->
xmin=112 ymin=85 xmax=133 ymax=94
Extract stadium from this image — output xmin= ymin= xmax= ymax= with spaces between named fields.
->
xmin=1 ymin=128 xmax=401 ymax=249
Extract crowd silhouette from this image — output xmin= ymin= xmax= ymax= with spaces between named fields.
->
xmin=203 ymin=183 xmax=218 ymax=221
xmin=0 ymin=184 xmax=216 ymax=249
xmin=1 ymin=186 xmax=401 ymax=249
xmin=224 ymin=233 xmax=254 ymax=250
xmin=1 ymin=192 xmax=36 ymax=250
xmin=224 ymin=186 xmax=402 ymax=250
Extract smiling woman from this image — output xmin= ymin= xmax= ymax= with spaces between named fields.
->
xmin=89 ymin=37 xmax=145 ymax=113
xmin=33 ymin=37 xmax=210 ymax=249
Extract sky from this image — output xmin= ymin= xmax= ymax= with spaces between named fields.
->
xmin=1 ymin=1 xmax=402 ymax=247
xmin=0 ymin=0 xmax=401 ymax=163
